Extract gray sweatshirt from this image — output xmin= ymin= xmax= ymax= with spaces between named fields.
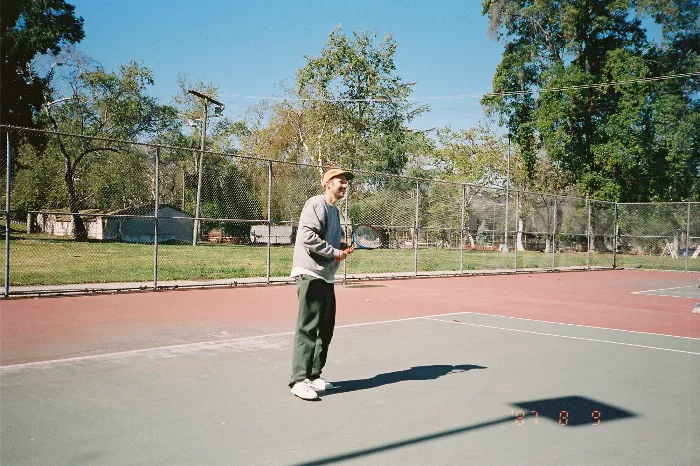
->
xmin=291 ymin=195 xmax=343 ymax=283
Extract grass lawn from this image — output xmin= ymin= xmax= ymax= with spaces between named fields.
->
xmin=3 ymin=233 xmax=697 ymax=287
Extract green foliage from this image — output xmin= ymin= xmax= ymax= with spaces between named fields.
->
xmin=617 ymin=203 xmax=689 ymax=251
xmin=432 ymin=126 xmax=511 ymax=186
xmin=348 ymin=188 xmax=416 ymax=227
xmin=12 ymin=142 xmax=67 ymax=211
xmin=0 ymin=0 xmax=84 ymax=127
xmin=11 ymin=60 xmax=178 ymax=239
xmin=199 ymin=156 xmax=264 ymax=236
xmin=43 ymin=61 xmax=178 ymax=139
xmin=245 ymin=27 xmax=429 ymax=175
xmin=482 ymin=0 xmax=700 ymax=202
xmin=296 ymin=26 xmax=429 ymax=172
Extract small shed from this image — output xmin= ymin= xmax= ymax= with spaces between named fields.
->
xmin=30 ymin=204 xmax=193 ymax=243
xmin=104 ymin=205 xmax=193 ymax=243
xmin=32 ymin=210 xmax=105 ymax=238
xmin=250 ymin=225 xmax=296 ymax=245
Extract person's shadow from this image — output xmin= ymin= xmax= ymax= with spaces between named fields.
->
xmin=325 ymin=364 xmax=487 ymax=395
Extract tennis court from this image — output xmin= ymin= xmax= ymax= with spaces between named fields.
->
xmin=1 ymin=269 xmax=698 ymax=465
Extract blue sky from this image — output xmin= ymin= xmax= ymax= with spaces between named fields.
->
xmin=69 ymin=0 xmax=505 ymax=133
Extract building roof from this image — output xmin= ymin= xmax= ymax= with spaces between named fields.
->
xmin=106 ymin=204 xmax=191 ymax=216
xmin=41 ymin=204 xmax=191 ymax=218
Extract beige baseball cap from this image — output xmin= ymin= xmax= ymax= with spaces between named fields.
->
xmin=322 ymin=168 xmax=354 ymax=185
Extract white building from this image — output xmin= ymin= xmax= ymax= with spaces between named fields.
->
xmin=30 ymin=204 xmax=193 ymax=243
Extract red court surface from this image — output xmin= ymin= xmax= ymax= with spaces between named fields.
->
xmin=2 ymin=269 xmax=698 ymax=366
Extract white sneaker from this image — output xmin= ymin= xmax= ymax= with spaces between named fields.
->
xmin=291 ymin=381 xmax=319 ymax=400
xmin=305 ymin=377 xmax=334 ymax=392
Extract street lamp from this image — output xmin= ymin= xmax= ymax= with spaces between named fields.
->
xmin=187 ymin=89 xmax=225 ymax=245
xmin=503 ymin=133 xmax=512 ymax=253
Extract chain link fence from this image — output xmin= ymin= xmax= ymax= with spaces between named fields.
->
xmin=2 ymin=125 xmax=698 ymax=296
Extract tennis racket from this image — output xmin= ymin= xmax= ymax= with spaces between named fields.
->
xmin=350 ymin=224 xmax=384 ymax=250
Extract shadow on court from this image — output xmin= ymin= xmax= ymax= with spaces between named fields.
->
xmin=326 ymin=364 xmax=488 ymax=395
xmin=295 ymin=395 xmax=637 ymax=466
xmin=512 ymin=395 xmax=636 ymax=427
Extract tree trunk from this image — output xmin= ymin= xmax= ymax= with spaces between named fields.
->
xmin=517 ymin=218 xmax=524 ymax=251
xmin=680 ymin=227 xmax=687 ymax=254
xmin=592 ymin=235 xmax=607 ymax=252
xmin=64 ymin=165 xmax=87 ymax=241
xmin=673 ymin=231 xmax=680 ymax=255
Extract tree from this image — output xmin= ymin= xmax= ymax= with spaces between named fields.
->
xmin=198 ymin=157 xmax=263 ymax=237
xmin=299 ymin=27 xmax=429 ymax=173
xmin=245 ymin=27 xmax=428 ymax=175
xmin=481 ymin=0 xmax=700 ymax=202
xmin=37 ymin=59 xmax=177 ymax=239
xmin=432 ymin=126 xmax=512 ymax=186
xmin=1 ymin=0 xmax=84 ymax=127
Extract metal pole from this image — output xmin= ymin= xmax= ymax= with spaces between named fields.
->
xmin=503 ymin=135 xmax=510 ymax=252
xmin=613 ymin=203 xmax=618 ymax=269
xmin=153 ymin=148 xmax=160 ymax=289
xmin=193 ymin=101 xmax=207 ymax=246
xmin=181 ymin=163 xmax=185 ymax=211
xmin=266 ymin=161 xmax=272 ymax=283
xmin=4 ymin=131 xmax=11 ymax=297
xmin=343 ymin=178 xmax=350 ymax=282
xmin=686 ymin=202 xmax=691 ymax=273
xmin=586 ymin=199 xmax=591 ymax=270
xmin=514 ymin=191 xmax=519 ymax=272
xmin=460 ymin=184 xmax=465 ymax=272
xmin=187 ymin=90 xmax=224 ymax=246
xmin=414 ymin=181 xmax=419 ymax=277
xmin=551 ymin=199 xmax=557 ymax=271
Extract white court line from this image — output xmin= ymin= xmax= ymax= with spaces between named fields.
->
xmin=422 ymin=317 xmax=700 ymax=355
xmin=631 ymin=285 xmax=695 ymax=294
xmin=632 ymin=294 xmax=698 ymax=299
xmin=2 ymin=311 xmax=697 ymax=371
xmin=421 ymin=310 xmax=700 ymax=340
xmin=0 ymin=331 xmax=297 ymax=371
xmin=0 ymin=317 xmax=430 ymax=371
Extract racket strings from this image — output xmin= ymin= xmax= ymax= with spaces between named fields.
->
xmin=353 ymin=225 xmax=382 ymax=248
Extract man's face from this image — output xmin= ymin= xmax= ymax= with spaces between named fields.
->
xmin=325 ymin=175 xmax=348 ymax=201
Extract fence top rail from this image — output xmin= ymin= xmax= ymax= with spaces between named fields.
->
xmin=0 ymin=124 xmax=687 ymax=208
xmin=26 ymin=210 xmax=268 ymax=223
xmin=28 ymin=210 xmax=165 ymax=220
xmin=617 ymin=201 xmax=699 ymax=206
xmin=1 ymin=124 xmax=482 ymax=188
xmin=508 ymin=191 xmax=616 ymax=204
xmin=1 ymin=123 xmax=279 ymax=164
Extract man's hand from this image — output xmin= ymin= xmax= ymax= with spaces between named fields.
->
xmin=335 ymin=246 xmax=355 ymax=262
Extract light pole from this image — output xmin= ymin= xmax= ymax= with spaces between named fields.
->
xmin=187 ymin=89 xmax=224 ymax=245
xmin=503 ymin=133 xmax=512 ymax=253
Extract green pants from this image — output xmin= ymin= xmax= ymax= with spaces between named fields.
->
xmin=289 ymin=275 xmax=336 ymax=387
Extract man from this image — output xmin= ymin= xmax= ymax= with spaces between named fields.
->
xmin=289 ymin=168 xmax=354 ymax=400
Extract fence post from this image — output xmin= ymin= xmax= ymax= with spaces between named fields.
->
xmin=686 ymin=201 xmax=691 ymax=273
xmin=551 ymin=199 xmax=557 ymax=270
xmin=504 ymin=190 xmax=510 ymax=253
xmin=586 ymin=198 xmax=591 ymax=270
xmin=514 ymin=191 xmax=519 ymax=272
xmin=343 ymin=179 xmax=350 ymax=282
xmin=460 ymin=184 xmax=465 ymax=273
xmin=613 ymin=203 xmax=618 ymax=269
xmin=4 ymin=131 xmax=11 ymax=297
xmin=153 ymin=147 xmax=160 ymax=289
xmin=266 ymin=161 xmax=272 ymax=283
xmin=414 ymin=180 xmax=419 ymax=277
